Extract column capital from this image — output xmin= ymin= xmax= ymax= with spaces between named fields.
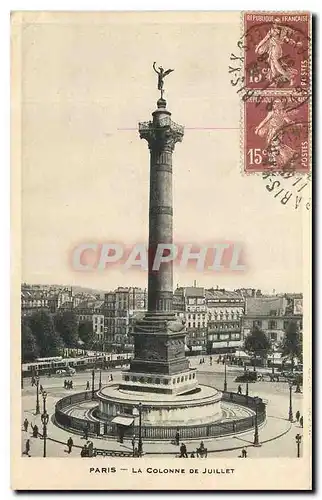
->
xmin=138 ymin=117 xmax=184 ymax=152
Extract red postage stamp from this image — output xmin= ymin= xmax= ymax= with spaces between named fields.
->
xmin=243 ymin=12 xmax=311 ymax=92
xmin=244 ymin=94 xmax=310 ymax=173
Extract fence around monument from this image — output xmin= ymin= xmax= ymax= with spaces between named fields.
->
xmin=54 ymin=390 xmax=266 ymax=440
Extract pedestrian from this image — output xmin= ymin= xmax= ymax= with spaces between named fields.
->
xmin=110 ymin=374 xmax=113 ymax=382
xmin=175 ymin=429 xmax=180 ymax=446
xmin=70 ymin=380 xmax=73 ymax=389
xmin=67 ymin=436 xmax=73 ymax=454
xmin=81 ymin=444 xmax=87 ymax=457
xmin=23 ymin=418 xmax=29 ymax=432
xmin=295 ymin=410 xmax=300 ymax=423
xmin=179 ymin=443 xmax=188 ymax=458
xmin=64 ymin=380 xmax=67 ymax=389
xmin=238 ymin=385 xmax=242 ymax=395
xmin=241 ymin=447 xmax=247 ymax=458
xmin=24 ymin=439 xmax=30 ymax=457
xmin=87 ymin=441 xmax=94 ymax=457
xmin=300 ymin=416 xmax=303 ymax=428
xmin=131 ymin=435 xmax=136 ymax=454
xmin=31 ymin=423 xmax=39 ymax=438
xmin=40 ymin=384 xmax=43 ymax=393
xmin=190 ymin=451 xmax=195 ymax=458
xmin=86 ymin=381 xmax=90 ymax=390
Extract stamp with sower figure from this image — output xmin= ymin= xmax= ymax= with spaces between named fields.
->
xmin=245 ymin=94 xmax=309 ymax=173
xmin=241 ymin=12 xmax=311 ymax=174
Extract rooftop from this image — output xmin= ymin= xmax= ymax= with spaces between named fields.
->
xmin=246 ymin=296 xmax=286 ymax=316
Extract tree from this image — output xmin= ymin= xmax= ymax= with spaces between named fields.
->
xmin=29 ymin=310 xmax=64 ymax=357
xmin=244 ymin=326 xmax=271 ymax=368
xmin=78 ymin=320 xmax=95 ymax=348
xmin=21 ymin=319 xmax=39 ymax=362
xmin=282 ymin=321 xmax=302 ymax=371
xmin=55 ymin=310 xmax=79 ymax=347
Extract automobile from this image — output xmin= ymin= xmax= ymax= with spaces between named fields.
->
xmin=56 ymin=369 xmax=68 ymax=376
xmin=235 ymin=371 xmax=257 ymax=383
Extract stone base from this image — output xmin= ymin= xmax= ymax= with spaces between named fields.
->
xmin=120 ymin=367 xmax=198 ymax=395
xmin=96 ymin=383 xmax=222 ymax=427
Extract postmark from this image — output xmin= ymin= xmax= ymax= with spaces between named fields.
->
xmin=244 ymin=94 xmax=310 ymax=173
xmin=262 ymin=171 xmax=311 ymax=210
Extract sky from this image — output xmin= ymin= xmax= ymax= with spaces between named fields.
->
xmin=19 ymin=12 xmax=309 ymax=294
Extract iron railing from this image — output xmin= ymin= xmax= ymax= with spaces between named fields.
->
xmin=55 ymin=390 xmax=266 ymax=440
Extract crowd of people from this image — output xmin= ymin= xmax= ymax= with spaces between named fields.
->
xmin=64 ymin=379 xmax=73 ymax=389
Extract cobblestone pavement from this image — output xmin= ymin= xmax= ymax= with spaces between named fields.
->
xmin=21 ymin=362 xmax=303 ymax=459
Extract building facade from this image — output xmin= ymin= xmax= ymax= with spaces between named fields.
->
xmin=206 ymin=289 xmax=245 ymax=352
xmin=172 ymin=286 xmax=245 ymax=353
xmin=242 ymin=294 xmax=303 ymax=344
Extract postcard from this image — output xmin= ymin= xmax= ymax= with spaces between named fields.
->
xmin=11 ymin=11 xmax=312 ymax=490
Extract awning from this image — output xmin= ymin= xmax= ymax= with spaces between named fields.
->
xmin=111 ymin=416 xmax=134 ymax=426
xmin=212 ymin=341 xmax=242 ymax=348
xmin=185 ymin=345 xmax=203 ymax=352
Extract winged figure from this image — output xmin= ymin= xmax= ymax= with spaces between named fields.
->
xmin=153 ymin=62 xmax=174 ymax=98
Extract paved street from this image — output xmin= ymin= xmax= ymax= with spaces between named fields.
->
xmin=21 ymin=358 xmax=304 ymax=459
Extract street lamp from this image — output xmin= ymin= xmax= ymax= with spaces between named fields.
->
xmin=133 ymin=402 xmax=143 ymax=456
xmin=295 ymin=433 xmax=302 ymax=458
xmin=91 ymin=369 xmax=95 ymax=399
xmin=41 ymin=391 xmax=49 ymax=458
xmin=253 ymin=396 xmax=260 ymax=446
xmin=35 ymin=376 xmax=40 ymax=415
xmin=271 ymin=344 xmax=276 ymax=375
xmin=223 ymin=356 xmax=227 ymax=392
xmin=99 ymin=369 xmax=102 ymax=390
xmin=246 ymin=370 xmax=249 ymax=397
xmin=288 ymin=379 xmax=294 ymax=422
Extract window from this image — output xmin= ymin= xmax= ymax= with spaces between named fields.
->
xmin=283 ymin=320 xmax=289 ymax=330
xmin=253 ymin=320 xmax=262 ymax=328
xmin=173 ymin=379 xmax=176 ymax=384
xmin=268 ymin=320 xmax=277 ymax=330
xmin=177 ymin=377 xmax=180 ymax=383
